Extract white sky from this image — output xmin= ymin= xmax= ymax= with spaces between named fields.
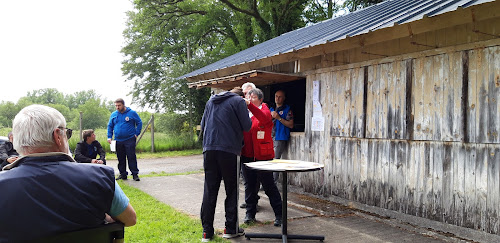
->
xmin=0 ymin=0 xmax=142 ymax=109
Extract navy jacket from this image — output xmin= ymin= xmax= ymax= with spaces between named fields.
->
xmin=0 ymin=154 xmax=115 ymax=242
xmin=74 ymin=140 xmax=106 ymax=164
xmin=201 ymin=91 xmax=252 ymax=155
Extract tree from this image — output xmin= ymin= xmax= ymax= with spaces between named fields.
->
xmin=122 ymin=0 xmax=385 ymax=124
xmin=0 ymin=101 xmax=20 ymax=128
xmin=343 ymin=0 xmax=384 ymax=12
xmin=65 ymin=90 xmax=104 ymax=110
xmin=69 ymin=99 xmax=111 ymax=130
xmin=26 ymin=88 xmax=65 ymax=105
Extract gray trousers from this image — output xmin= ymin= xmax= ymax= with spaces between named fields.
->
xmin=273 ymin=139 xmax=288 ymax=183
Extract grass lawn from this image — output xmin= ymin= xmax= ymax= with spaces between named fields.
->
xmin=106 ymin=149 xmax=202 ymax=160
xmin=119 ymin=178 xmax=228 ymax=243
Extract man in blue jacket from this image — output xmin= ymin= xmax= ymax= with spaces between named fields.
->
xmin=200 ymin=88 xmax=252 ymax=242
xmin=107 ymin=98 xmax=143 ymax=181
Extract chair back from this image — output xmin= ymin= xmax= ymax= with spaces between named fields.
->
xmin=34 ymin=222 xmax=124 ymax=243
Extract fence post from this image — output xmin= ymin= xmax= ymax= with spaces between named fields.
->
xmin=151 ymin=114 xmax=155 ymax=152
xmin=79 ymin=111 xmax=83 ymax=141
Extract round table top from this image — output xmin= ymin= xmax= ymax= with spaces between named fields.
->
xmin=245 ymin=159 xmax=324 ymax=172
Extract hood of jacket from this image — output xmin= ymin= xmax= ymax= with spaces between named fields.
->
xmin=211 ymin=91 xmax=238 ymax=104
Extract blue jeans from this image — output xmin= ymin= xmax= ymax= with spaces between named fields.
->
xmin=116 ymin=137 xmax=139 ymax=176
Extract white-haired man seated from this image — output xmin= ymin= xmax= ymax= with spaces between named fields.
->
xmin=0 ymin=104 xmax=136 ymax=242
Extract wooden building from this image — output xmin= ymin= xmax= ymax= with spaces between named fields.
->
xmin=183 ymin=0 xmax=500 ymax=237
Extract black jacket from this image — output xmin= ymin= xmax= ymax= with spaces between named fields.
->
xmin=0 ymin=141 xmax=18 ymax=168
xmin=74 ymin=140 xmax=106 ymax=164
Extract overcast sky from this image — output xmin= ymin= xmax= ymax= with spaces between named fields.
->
xmin=0 ymin=0 xmax=141 ymax=109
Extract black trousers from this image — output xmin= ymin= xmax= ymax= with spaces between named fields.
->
xmin=241 ymin=156 xmax=282 ymax=219
xmin=200 ymin=150 xmax=238 ymax=235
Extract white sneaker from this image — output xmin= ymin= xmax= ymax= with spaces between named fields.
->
xmin=201 ymin=232 xmax=212 ymax=242
xmin=222 ymin=228 xmax=244 ymax=239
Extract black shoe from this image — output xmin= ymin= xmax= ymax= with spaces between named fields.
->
xmin=244 ymin=214 xmax=256 ymax=224
xmin=133 ymin=175 xmax=140 ymax=181
xmin=239 ymin=203 xmax=247 ymax=208
xmin=274 ymin=218 xmax=282 ymax=227
xmin=116 ymin=175 xmax=127 ymax=180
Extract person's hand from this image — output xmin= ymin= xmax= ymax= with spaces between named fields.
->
xmin=271 ymin=111 xmax=279 ymax=119
xmin=6 ymin=156 xmax=18 ymax=164
xmin=91 ymin=159 xmax=104 ymax=164
xmin=107 ymin=138 xmax=112 ymax=144
xmin=243 ymin=98 xmax=250 ymax=105
xmin=104 ymin=213 xmax=115 ymax=223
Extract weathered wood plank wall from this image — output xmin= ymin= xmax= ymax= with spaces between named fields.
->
xmin=284 ymin=44 xmax=500 ymax=234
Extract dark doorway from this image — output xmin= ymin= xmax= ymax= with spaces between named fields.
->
xmin=258 ymin=79 xmax=306 ymax=132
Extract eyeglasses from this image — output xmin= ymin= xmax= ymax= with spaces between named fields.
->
xmin=58 ymin=127 xmax=73 ymax=139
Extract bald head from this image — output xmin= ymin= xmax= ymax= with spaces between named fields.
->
xmin=275 ymin=90 xmax=286 ymax=107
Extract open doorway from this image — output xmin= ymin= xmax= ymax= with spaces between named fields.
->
xmin=258 ymin=79 xmax=306 ymax=132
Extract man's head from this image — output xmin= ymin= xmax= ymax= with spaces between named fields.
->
xmin=275 ymin=90 xmax=286 ymax=107
xmin=7 ymin=132 xmax=13 ymax=142
xmin=82 ymin=129 xmax=96 ymax=143
xmin=12 ymin=104 xmax=71 ymax=155
xmin=230 ymin=87 xmax=244 ymax=97
xmin=248 ymin=88 xmax=264 ymax=107
xmin=241 ymin=82 xmax=256 ymax=98
xmin=114 ymin=98 xmax=126 ymax=113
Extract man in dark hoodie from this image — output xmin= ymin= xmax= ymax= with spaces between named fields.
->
xmin=200 ymin=87 xmax=252 ymax=242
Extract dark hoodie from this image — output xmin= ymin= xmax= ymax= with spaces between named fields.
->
xmin=200 ymin=91 xmax=252 ymax=155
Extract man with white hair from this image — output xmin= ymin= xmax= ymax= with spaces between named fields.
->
xmin=241 ymin=82 xmax=256 ymax=97
xmin=0 ymin=104 xmax=136 ymax=242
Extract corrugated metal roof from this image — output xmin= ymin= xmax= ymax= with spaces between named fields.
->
xmin=180 ymin=0 xmax=494 ymax=79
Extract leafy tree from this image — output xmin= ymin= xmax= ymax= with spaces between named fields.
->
xmin=46 ymin=104 xmax=74 ymax=126
xmin=65 ymin=90 xmax=104 ymax=110
xmin=69 ymin=99 xmax=111 ymax=131
xmin=122 ymin=0 xmax=385 ymax=124
xmin=155 ymin=112 xmax=188 ymax=133
xmin=343 ymin=0 xmax=384 ymax=12
xmin=25 ymin=88 xmax=65 ymax=105
xmin=0 ymin=101 xmax=19 ymax=128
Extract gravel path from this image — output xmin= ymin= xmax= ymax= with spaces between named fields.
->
xmin=105 ymin=154 xmax=204 ymax=175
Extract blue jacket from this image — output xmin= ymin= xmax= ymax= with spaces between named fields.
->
xmin=271 ymin=104 xmax=292 ymax=141
xmin=201 ymin=91 xmax=252 ymax=155
xmin=0 ymin=155 xmax=115 ymax=242
xmin=107 ymin=107 xmax=143 ymax=142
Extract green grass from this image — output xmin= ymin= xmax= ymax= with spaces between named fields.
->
xmin=69 ymin=129 xmax=201 ymax=153
xmin=119 ymin=181 xmax=228 ymax=242
xmin=0 ymin=128 xmax=201 ymax=154
xmin=106 ymin=149 xmax=202 ymax=160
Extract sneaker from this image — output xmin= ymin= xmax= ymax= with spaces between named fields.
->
xmin=244 ymin=214 xmax=256 ymax=224
xmin=116 ymin=175 xmax=127 ymax=180
xmin=222 ymin=228 xmax=244 ymax=239
xmin=133 ymin=175 xmax=140 ymax=181
xmin=239 ymin=203 xmax=247 ymax=208
xmin=274 ymin=218 xmax=282 ymax=227
xmin=201 ymin=232 xmax=213 ymax=242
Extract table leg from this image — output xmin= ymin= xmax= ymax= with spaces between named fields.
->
xmin=282 ymin=171 xmax=288 ymax=242
xmin=245 ymin=171 xmax=324 ymax=242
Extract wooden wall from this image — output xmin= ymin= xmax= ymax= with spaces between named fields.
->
xmin=284 ymin=43 xmax=500 ymax=234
